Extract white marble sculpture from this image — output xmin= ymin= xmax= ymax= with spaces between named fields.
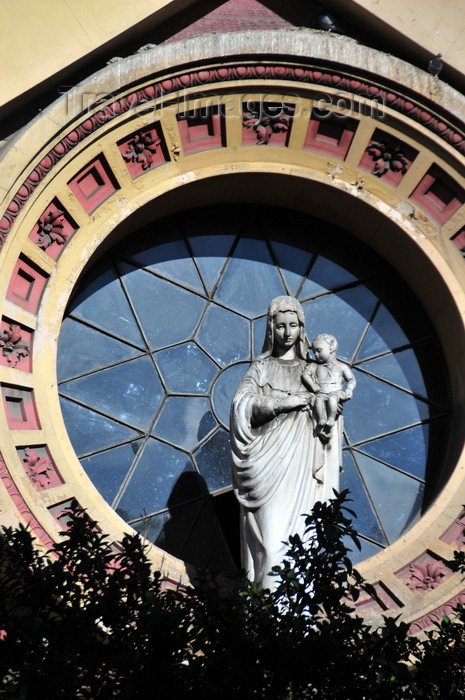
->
xmin=230 ymin=296 xmax=354 ymax=589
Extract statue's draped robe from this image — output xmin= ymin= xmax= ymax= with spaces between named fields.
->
xmin=230 ymin=356 xmax=342 ymax=588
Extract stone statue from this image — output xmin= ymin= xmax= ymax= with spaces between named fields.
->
xmin=230 ymin=296 xmax=351 ymax=589
xmin=302 ymin=333 xmax=356 ymax=443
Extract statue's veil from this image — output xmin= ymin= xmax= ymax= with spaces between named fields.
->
xmin=259 ymin=295 xmax=309 ymax=360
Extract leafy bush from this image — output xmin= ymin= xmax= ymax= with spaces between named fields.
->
xmin=0 ymin=492 xmax=464 ymax=698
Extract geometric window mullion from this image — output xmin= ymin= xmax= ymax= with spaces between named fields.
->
xmin=57 ymin=204 xmax=451 ymax=571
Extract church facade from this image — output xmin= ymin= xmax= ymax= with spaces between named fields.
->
xmin=1 ymin=0 xmax=465 ymax=632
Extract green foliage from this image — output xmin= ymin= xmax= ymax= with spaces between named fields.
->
xmin=0 ymin=493 xmax=464 ymax=698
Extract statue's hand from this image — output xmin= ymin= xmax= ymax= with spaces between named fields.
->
xmin=279 ymin=394 xmax=310 ymax=412
xmin=339 ymin=389 xmax=352 ymax=402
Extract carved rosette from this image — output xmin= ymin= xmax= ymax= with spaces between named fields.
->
xmin=122 ymin=131 xmax=161 ymax=171
xmin=365 ymin=140 xmax=409 ymax=177
xmin=0 ymin=324 xmax=29 ymax=367
xmin=407 ymin=560 xmax=447 ymax=591
xmin=36 ymin=209 xmax=68 ymax=249
xmin=22 ymin=448 xmax=54 ymax=490
xmin=242 ymin=108 xmax=291 ymax=144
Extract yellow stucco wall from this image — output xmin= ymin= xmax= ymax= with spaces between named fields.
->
xmin=0 ymin=0 xmax=197 ymax=111
xmin=327 ymin=0 xmax=465 ymax=87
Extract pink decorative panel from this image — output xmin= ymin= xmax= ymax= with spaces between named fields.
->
xmin=358 ymin=129 xmax=418 ymax=186
xmin=410 ymin=165 xmax=465 ymax=224
xmin=18 ymin=446 xmax=63 ymax=491
xmin=29 ymin=199 xmax=77 ymax=259
xmin=48 ymin=498 xmax=100 ymax=533
xmin=3 ymin=64 xmax=465 ymax=249
xmin=48 ymin=499 xmax=78 ymax=530
xmin=1 ymin=384 xmax=40 ymax=430
xmin=440 ymin=510 xmax=465 ymax=547
xmin=451 ymin=228 xmax=465 ymax=257
xmin=6 ymin=256 xmax=48 ymax=313
xmin=118 ymin=123 xmax=168 ymax=176
xmin=354 ymin=581 xmax=402 ymax=618
xmin=0 ymin=318 xmax=32 ymax=371
xmin=303 ymin=112 xmax=357 ymax=159
xmin=396 ymin=551 xmax=452 ymax=591
xmin=178 ymin=107 xmax=225 ymax=154
xmin=68 ymin=155 xmax=119 ymax=214
xmin=409 ymin=591 xmax=465 ymax=634
xmin=0 ymin=452 xmax=53 ymax=548
xmin=242 ymin=102 xmax=293 ymax=146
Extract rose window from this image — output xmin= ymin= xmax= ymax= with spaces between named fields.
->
xmin=57 ymin=205 xmax=450 ymax=574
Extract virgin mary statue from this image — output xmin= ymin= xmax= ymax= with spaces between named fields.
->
xmin=230 ymin=296 xmax=342 ymax=589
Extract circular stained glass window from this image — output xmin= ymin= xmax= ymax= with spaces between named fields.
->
xmin=57 ymin=205 xmax=450 ymax=574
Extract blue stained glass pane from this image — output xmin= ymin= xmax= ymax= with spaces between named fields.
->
xmin=189 ymin=235 xmax=236 ymax=292
xmin=214 ymin=238 xmax=285 ymax=317
xmin=133 ymin=509 xmax=172 ymax=543
xmin=299 ymin=254 xmax=358 ymax=299
xmin=303 ymin=285 xmax=378 ymax=361
xmin=343 ymin=535 xmax=384 ymax=564
xmin=125 ymin=237 xmax=204 ymax=293
xmin=59 ymin=397 xmax=141 ymax=456
xmin=269 ymin=240 xmax=313 ymax=296
xmin=253 ymin=316 xmax=267 ymax=358
xmin=60 ymin=356 xmax=163 ymax=431
xmin=404 ymin=341 xmax=450 ymax=407
xmin=180 ymin=501 xmax=236 ymax=574
xmin=357 ymin=304 xmax=409 ymax=359
xmin=355 ymin=424 xmax=428 ymax=479
xmin=318 ymin=233 xmax=386 ymax=281
xmin=80 ymin=441 xmax=142 ymax=505
xmin=136 ymin=499 xmax=235 ymax=573
xmin=358 ymin=349 xmax=427 ymax=398
xmin=116 ymin=439 xmax=203 ymax=519
xmin=212 ymin=362 xmax=250 ymax=427
xmin=55 ymin=204 xmax=450 ymax=571
xmin=154 ymin=396 xmax=216 ymax=449
xmin=194 ymin=429 xmax=232 ymax=492
xmin=355 ymin=452 xmax=424 ymax=542
xmin=118 ymin=262 xmax=206 ymax=349
xmin=156 ymin=343 xmax=218 ymax=394
xmin=58 ymin=318 xmax=141 ymax=382
xmin=344 ymin=369 xmax=430 ymax=443
xmin=340 ymin=450 xmax=387 ymax=546
xmin=132 ymin=500 xmax=203 ymax=554
xmin=196 ymin=304 xmax=250 ymax=365
xmin=69 ymin=264 xmax=145 ymax=347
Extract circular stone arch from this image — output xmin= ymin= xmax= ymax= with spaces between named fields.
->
xmin=1 ymin=30 xmax=465 ymax=629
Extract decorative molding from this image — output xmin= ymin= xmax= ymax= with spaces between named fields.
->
xmin=1 ymin=385 xmax=40 ymax=431
xmin=36 ymin=208 xmax=68 ymax=250
xmin=0 ymin=324 xmax=29 ymax=368
xmin=410 ymin=165 xmax=465 ymax=225
xmin=121 ymin=130 xmax=161 ymax=170
xmin=409 ymin=591 xmax=465 ymax=634
xmin=6 ymin=257 xmax=48 ymax=314
xmin=0 ymin=453 xmax=53 ymax=548
xmin=451 ymin=229 xmax=465 ymax=258
xmin=407 ymin=560 xmax=447 ymax=592
xmin=68 ymin=155 xmax=119 ymax=214
xmin=242 ymin=106 xmax=291 ymax=145
xmin=365 ymin=140 xmax=409 ymax=177
xmin=22 ymin=448 xmax=54 ymax=491
xmin=2 ymin=62 xmax=465 ymax=245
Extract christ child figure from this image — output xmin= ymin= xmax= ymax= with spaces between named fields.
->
xmin=302 ymin=333 xmax=356 ymax=438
